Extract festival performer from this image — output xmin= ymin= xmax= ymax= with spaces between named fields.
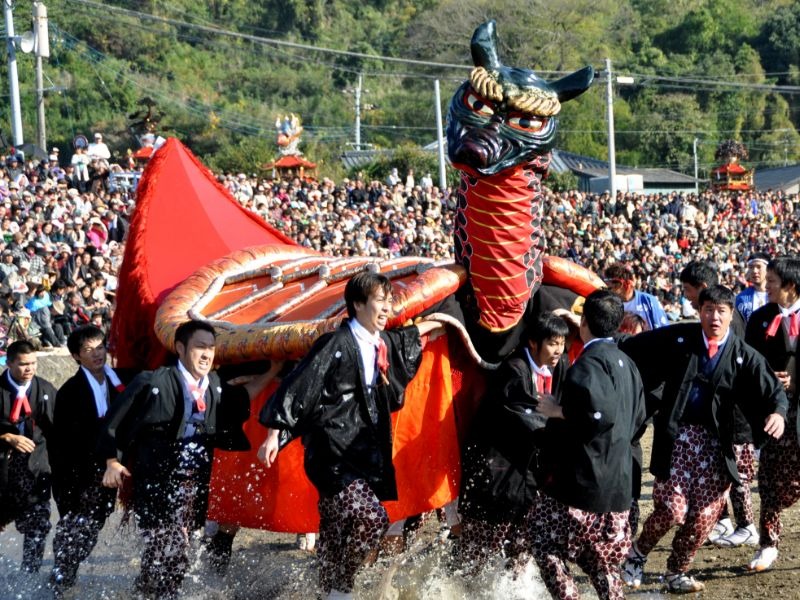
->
xmin=736 ymin=251 xmax=770 ymax=323
xmin=48 ymin=326 xmax=133 ymax=595
xmin=603 ymin=264 xmax=669 ymax=330
xmin=680 ymin=260 xmax=746 ymax=337
xmin=530 ymin=290 xmax=646 ymax=600
xmin=0 ymin=340 xmax=56 ymax=573
xmin=257 ymin=271 xmax=444 ymax=600
xmin=455 ymin=312 xmax=569 ymax=576
xmin=101 ymin=320 xmax=280 ymax=599
xmin=744 ymin=256 xmax=800 ymax=572
xmin=679 ymin=260 xmax=752 ymax=545
xmin=620 ymin=285 xmax=787 ymax=593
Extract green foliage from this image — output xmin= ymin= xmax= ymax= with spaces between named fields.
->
xmin=546 ymin=170 xmax=578 ymax=193
xmin=354 ymin=144 xmax=449 ymax=183
xmin=0 ymin=0 xmax=793 ymax=178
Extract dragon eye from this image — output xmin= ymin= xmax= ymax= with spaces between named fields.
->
xmin=507 ymin=115 xmax=547 ymax=132
xmin=464 ymin=90 xmax=495 ymax=116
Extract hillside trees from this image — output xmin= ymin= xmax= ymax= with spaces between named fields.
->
xmin=0 ymin=0 xmax=795 ymax=176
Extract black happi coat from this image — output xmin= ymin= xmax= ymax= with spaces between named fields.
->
xmin=620 ymin=323 xmax=788 ymax=484
xmin=49 ymin=367 xmax=130 ymax=516
xmin=260 ymin=322 xmax=422 ymax=501
xmin=0 ymin=373 xmax=56 ymax=510
xmin=99 ymin=365 xmax=249 ymax=528
xmin=459 ymin=349 xmax=567 ymax=523
xmin=746 ymin=303 xmax=800 ymax=435
xmin=539 ymin=340 xmax=646 ymax=514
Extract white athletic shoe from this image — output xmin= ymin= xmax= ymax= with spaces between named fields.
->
xmin=714 ymin=523 xmax=759 ymax=548
xmin=748 ymin=546 xmax=779 ymax=572
xmin=305 ymin=532 xmax=316 ymax=551
xmin=621 ymin=543 xmax=647 ymax=589
xmin=665 ymin=572 xmax=705 ymax=593
xmin=707 ymin=517 xmax=734 ymax=544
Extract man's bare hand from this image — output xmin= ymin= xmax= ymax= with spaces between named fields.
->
xmin=417 ymin=319 xmax=445 ymax=340
xmin=102 ymin=458 xmax=131 ymax=488
xmin=552 ymin=308 xmax=580 ymax=329
xmin=0 ymin=433 xmax=35 ymax=453
xmin=775 ymin=371 xmax=793 ymax=392
xmin=764 ymin=413 xmax=785 ymax=440
xmin=536 ymin=394 xmax=564 ymax=420
xmin=257 ymin=429 xmax=281 ymax=468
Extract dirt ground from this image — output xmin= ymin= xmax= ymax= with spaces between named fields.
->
xmin=2 ymin=353 xmax=799 ymax=598
xmin=3 ymin=425 xmax=800 ymax=599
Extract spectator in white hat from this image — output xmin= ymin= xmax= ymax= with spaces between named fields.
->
xmin=88 ymin=133 xmax=111 ymax=161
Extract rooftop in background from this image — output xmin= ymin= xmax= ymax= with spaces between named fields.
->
xmin=753 ymin=164 xmax=800 ymax=195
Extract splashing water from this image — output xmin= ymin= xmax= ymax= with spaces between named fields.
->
xmin=0 ymin=506 xmax=651 ymax=599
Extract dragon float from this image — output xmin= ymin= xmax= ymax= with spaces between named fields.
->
xmin=109 ymin=20 xmax=600 ymax=532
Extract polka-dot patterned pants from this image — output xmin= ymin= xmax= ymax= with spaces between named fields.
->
xmin=730 ymin=443 xmax=756 ymax=527
xmin=636 ymin=425 xmax=730 ymax=574
xmin=530 ymin=493 xmax=631 ymax=600
xmin=134 ymin=442 xmax=212 ymax=599
xmin=758 ymin=424 xmax=800 ymax=548
xmin=0 ymin=451 xmax=51 ymax=572
xmin=629 ymin=499 xmax=640 ymax=538
xmin=51 ymin=471 xmax=116 ymax=586
xmin=317 ymin=479 xmax=389 ymax=594
xmin=454 ymin=515 xmax=527 ymax=576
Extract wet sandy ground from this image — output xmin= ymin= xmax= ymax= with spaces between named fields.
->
xmin=3 ymin=424 xmax=800 ymax=599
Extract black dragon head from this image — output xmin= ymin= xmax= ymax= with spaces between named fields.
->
xmin=447 ymin=20 xmax=595 ymax=177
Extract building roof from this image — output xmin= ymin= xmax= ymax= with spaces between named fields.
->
xmin=264 ymin=155 xmax=317 ymax=169
xmin=753 ymin=164 xmax=800 ymax=192
xmin=551 ymin=149 xmax=698 ymax=184
xmin=341 ymin=149 xmax=393 ymax=170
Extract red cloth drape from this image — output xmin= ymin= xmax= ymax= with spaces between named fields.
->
xmin=110 ymin=138 xmax=295 ymax=369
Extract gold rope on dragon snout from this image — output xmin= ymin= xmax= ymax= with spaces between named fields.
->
xmin=469 ymin=67 xmax=561 ymax=117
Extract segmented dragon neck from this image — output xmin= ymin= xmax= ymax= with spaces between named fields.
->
xmin=454 ymin=155 xmax=550 ymax=332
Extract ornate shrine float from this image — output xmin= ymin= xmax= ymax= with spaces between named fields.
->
xmin=711 ymin=139 xmax=753 ymax=192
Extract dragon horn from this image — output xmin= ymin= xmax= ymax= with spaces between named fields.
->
xmin=549 ymin=66 xmax=595 ymax=103
xmin=471 ymin=20 xmax=502 ymax=71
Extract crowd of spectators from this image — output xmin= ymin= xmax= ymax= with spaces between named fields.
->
xmin=2 ymin=143 xmax=797 ymax=353
xmin=0 ymin=138 xmax=131 ymax=352
xmin=223 ymin=170 xmax=797 ymax=321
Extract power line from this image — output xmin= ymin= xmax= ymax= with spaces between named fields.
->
xmin=61 ymin=0 xmax=800 ymax=93
xmin=62 ymin=0 xmax=477 ymax=73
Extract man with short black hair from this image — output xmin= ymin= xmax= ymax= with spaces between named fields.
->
xmin=745 ymin=256 xmax=800 ymax=572
xmin=258 ymin=271 xmax=443 ymax=600
xmin=456 ymin=311 xmax=570 ymax=576
xmin=604 ymin=263 xmax=669 ymax=330
xmin=0 ymin=340 xmax=57 ymax=573
xmin=101 ymin=320 xmax=280 ymax=599
xmin=531 ymin=290 xmax=646 ymax=600
xmin=48 ymin=325 xmax=131 ymax=595
xmin=621 ymin=285 xmax=787 ymax=592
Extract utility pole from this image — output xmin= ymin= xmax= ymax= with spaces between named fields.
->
xmin=693 ymin=137 xmax=699 ymax=195
xmin=4 ymin=0 xmax=23 ymax=146
xmin=434 ymin=79 xmax=446 ymax=192
xmin=354 ymin=73 xmax=362 ymax=151
xmin=605 ymin=58 xmax=616 ymax=200
xmin=34 ymin=2 xmax=49 ymax=151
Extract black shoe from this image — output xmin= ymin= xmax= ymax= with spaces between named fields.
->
xmin=21 ymin=536 xmax=46 ymax=573
xmin=49 ymin=566 xmax=77 ymax=598
xmin=206 ymin=530 xmax=235 ymax=575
